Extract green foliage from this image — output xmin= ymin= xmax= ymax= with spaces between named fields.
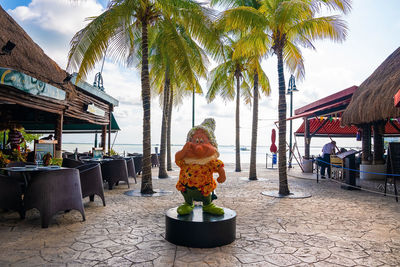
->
xmin=0 ymin=151 xmax=10 ymax=168
xmin=21 ymin=129 xmax=42 ymax=143
xmin=51 ymin=158 xmax=63 ymax=166
xmin=109 ymin=148 xmax=119 ymax=156
xmin=0 ymin=130 xmax=42 ymax=146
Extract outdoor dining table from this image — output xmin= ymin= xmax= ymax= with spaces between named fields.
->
xmin=1 ymin=165 xmax=67 ymax=186
xmin=80 ymin=158 xmax=114 ymax=164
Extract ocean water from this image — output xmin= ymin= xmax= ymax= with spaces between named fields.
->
xmin=62 ymin=143 xmax=361 ymax=164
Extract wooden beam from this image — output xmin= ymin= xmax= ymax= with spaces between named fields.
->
xmin=389 ymin=120 xmax=400 ymax=133
xmin=108 ymin=107 xmax=112 ymax=155
xmin=54 ymin=112 xmax=63 ymax=158
xmin=373 ymin=120 xmax=385 ymax=164
xmin=361 ymin=124 xmax=372 ymax=164
xmin=101 ymin=125 xmax=106 ymax=152
xmin=310 ymin=118 xmax=329 ymax=138
xmin=304 ymin=117 xmax=310 ymax=159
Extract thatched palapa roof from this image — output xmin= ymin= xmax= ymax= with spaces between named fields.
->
xmin=341 ymin=47 xmax=400 ymax=125
xmin=0 ymin=5 xmax=71 ymax=90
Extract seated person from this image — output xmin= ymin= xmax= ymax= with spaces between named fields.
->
xmin=40 ymin=134 xmax=54 ymax=140
xmin=7 ymin=127 xmax=24 ymax=151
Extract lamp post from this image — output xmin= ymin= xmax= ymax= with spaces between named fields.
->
xmin=192 ymin=88 xmax=195 ymax=127
xmin=287 ymin=74 xmax=298 ymax=168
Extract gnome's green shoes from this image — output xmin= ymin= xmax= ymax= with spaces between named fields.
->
xmin=202 ymin=203 xmax=224 ymax=215
xmin=177 ymin=203 xmax=194 ymax=215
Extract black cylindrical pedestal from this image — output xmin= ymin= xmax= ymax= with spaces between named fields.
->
xmin=165 ymin=206 xmax=236 ymax=248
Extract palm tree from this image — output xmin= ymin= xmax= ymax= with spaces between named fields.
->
xmin=68 ymin=0 xmax=215 ymax=194
xmin=206 ymin=38 xmax=252 ymax=172
xmin=166 ymin=84 xmax=174 ymax=171
xmin=218 ymin=0 xmax=350 ymax=194
xmin=148 ymin=17 xmax=210 ymax=178
xmin=244 ymin=59 xmax=270 ymax=180
xmin=214 ymin=0 xmax=270 ymax=179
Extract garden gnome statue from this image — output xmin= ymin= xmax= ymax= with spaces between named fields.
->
xmin=175 ymin=118 xmax=226 ymax=215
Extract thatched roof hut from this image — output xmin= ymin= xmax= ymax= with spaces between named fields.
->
xmin=0 ymin=6 xmax=118 ymax=125
xmin=342 ymin=47 xmax=400 ymax=125
xmin=0 ymin=6 xmax=119 ymax=154
xmin=0 ymin=5 xmax=71 ymax=90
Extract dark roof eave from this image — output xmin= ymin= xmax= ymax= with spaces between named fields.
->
xmin=295 ymin=86 xmax=358 ymax=115
xmin=71 ymin=73 xmax=119 ymax=106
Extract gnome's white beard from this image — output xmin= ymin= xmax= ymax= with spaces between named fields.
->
xmin=183 ymin=152 xmax=220 ymax=165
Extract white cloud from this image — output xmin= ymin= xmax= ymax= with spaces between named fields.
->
xmin=9 ymin=0 xmax=103 ymax=35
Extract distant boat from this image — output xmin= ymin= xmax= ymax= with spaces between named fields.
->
xmin=240 ymin=147 xmax=249 ymax=151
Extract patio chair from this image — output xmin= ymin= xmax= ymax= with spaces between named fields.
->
xmin=0 ymin=174 xmax=25 ymax=219
xmin=133 ymin=156 xmax=143 ymax=175
xmin=151 ymin=153 xmax=159 ymax=167
xmin=62 ymin=152 xmax=74 ymax=159
xmin=76 ymin=163 xmax=106 ymax=206
xmin=101 ymin=159 xmax=130 ymax=190
xmin=6 ymin=161 xmax=27 ymax=188
xmin=125 ymin=157 xmax=137 ymax=184
xmin=24 ymin=168 xmax=85 ymax=228
xmin=79 ymin=156 xmax=93 ymax=161
xmin=62 ymin=158 xmax=83 ymax=168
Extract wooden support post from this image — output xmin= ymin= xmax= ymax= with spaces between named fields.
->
xmin=54 ymin=112 xmax=63 ymax=158
xmin=101 ymin=125 xmax=106 ymax=152
xmin=361 ymin=124 xmax=372 ymax=164
xmin=304 ymin=117 xmax=310 ymax=159
xmin=373 ymin=120 xmax=385 ymax=164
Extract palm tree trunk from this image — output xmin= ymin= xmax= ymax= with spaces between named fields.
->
xmin=235 ymin=68 xmax=241 ymax=172
xmin=249 ymin=72 xmax=258 ymax=180
xmin=140 ymin=18 xmax=154 ymax=194
xmin=158 ymin=70 xmax=169 ymax=178
xmin=277 ymin=49 xmax=290 ymax=195
xmin=167 ymin=86 xmax=174 ymax=171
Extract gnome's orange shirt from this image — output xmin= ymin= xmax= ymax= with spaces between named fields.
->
xmin=176 ymin=159 xmax=224 ymax=196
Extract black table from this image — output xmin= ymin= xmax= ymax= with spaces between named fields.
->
xmin=2 ymin=166 xmax=67 ymax=186
xmin=81 ymin=158 xmax=114 ymax=163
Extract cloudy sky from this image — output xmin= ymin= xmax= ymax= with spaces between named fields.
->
xmin=1 ymin=0 xmax=400 ymax=148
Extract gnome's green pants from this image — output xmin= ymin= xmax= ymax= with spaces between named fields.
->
xmin=177 ymin=187 xmax=224 ymax=215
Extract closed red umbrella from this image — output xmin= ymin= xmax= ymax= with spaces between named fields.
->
xmin=270 ymin=129 xmax=277 ymax=154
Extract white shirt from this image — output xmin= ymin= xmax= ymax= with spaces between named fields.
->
xmin=322 ymin=143 xmax=335 ymax=156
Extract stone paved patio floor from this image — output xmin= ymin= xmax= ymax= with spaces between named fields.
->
xmin=1 ymin=163 xmax=399 ymax=266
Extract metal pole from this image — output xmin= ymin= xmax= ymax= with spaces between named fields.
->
xmin=192 ymin=88 xmax=195 ymax=127
xmin=288 ymin=90 xmax=293 ymax=168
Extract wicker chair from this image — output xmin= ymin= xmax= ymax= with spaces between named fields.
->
xmin=6 ymin=162 xmax=27 ymax=189
xmin=125 ymin=158 xmax=137 ymax=184
xmin=62 ymin=158 xmax=83 ymax=168
xmin=24 ymin=168 xmax=85 ymax=228
xmin=0 ymin=174 xmax=25 ymax=219
xmin=76 ymin=163 xmax=105 ymax=206
xmin=133 ymin=156 xmax=143 ymax=175
xmin=151 ymin=153 xmax=159 ymax=167
xmin=101 ymin=159 xmax=130 ymax=190
xmin=79 ymin=156 xmax=93 ymax=161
